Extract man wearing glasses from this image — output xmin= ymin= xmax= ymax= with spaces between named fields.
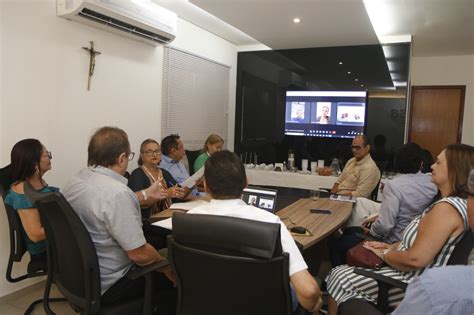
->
xmin=330 ymin=135 xmax=380 ymax=198
xmin=62 ymin=127 xmax=176 ymax=312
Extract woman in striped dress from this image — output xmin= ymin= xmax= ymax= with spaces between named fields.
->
xmin=325 ymin=144 xmax=474 ymax=315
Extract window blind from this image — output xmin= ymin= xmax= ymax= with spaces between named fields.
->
xmin=162 ymin=47 xmax=230 ymax=150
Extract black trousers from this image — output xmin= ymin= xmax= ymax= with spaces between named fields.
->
xmin=102 ymin=267 xmax=176 ymax=315
xmin=328 ymin=227 xmax=365 ymax=266
xmin=142 ymin=220 xmax=172 ymax=250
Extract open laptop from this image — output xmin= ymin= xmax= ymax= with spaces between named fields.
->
xmin=242 ymin=186 xmax=278 ymax=213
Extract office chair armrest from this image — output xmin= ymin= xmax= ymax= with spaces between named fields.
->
xmin=354 ymin=268 xmax=408 ymax=290
xmin=127 ymin=259 xmax=170 ymax=280
xmin=354 ymin=268 xmax=408 ymax=313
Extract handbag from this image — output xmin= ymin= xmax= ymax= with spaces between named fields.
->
xmin=346 ymin=241 xmax=385 ymax=269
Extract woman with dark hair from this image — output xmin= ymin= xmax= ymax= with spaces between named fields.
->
xmin=325 ymin=143 xmax=474 ymax=315
xmin=128 ymin=139 xmax=189 ymax=220
xmin=4 ymin=139 xmax=57 ymax=265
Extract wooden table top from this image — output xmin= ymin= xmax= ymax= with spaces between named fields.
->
xmin=149 ymin=197 xmax=353 ymax=250
xmin=277 ymin=198 xmax=353 ymax=250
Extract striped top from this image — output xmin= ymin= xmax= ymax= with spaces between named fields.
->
xmin=398 ymin=196 xmax=468 ymax=280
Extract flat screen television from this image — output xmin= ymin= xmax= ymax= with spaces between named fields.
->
xmin=284 ymin=91 xmax=368 ymax=139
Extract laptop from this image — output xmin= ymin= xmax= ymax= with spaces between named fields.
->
xmin=242 ymin=186 xmax=278 ymax=213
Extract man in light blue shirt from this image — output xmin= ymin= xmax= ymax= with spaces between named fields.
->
xmin=347 ymin=143 xmax=437 ymax=243
xmin=62 ymin=127 xmax=175 ymax=311
xmin=393 ymin=168 xmax=474 ymax=315
xmin=330 ymin=143 xmax=437 ymax=266
xmin=160 ymin=134 xmax=198 ymax=196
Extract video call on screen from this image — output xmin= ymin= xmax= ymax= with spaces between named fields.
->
xmin=284 ymin=91 xmax=367 ymax=139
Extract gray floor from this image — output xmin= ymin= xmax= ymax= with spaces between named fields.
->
xmin=0 ymin=281 xmax=76 ymax=315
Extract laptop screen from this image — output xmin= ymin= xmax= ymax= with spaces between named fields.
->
xmin=242 ymin=186 xmax=278 ymax=213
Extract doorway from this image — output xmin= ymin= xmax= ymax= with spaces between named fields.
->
xmin=408 ymin=85 xmax=465 ymax=158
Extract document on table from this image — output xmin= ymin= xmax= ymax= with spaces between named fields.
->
xmin=182 ymin=166 xmax=205 ymax=188
xmin=169 ymin=199 xmax=209 ymax=210
xmin=153 ymin=217 xmax=172 ymax=230
xmin=329 ymin=194 xmax=356 ymax=203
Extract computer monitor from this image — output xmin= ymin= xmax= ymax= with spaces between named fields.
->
xmin=242 ymin=186 xmax=278 ymax=213
xmin=284 ymin=91 xmax=368 ymax=139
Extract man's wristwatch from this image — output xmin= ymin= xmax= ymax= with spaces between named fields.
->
xmin=381 ymin=248 xmax=392 ymax=261
xmin=141 ymin=189 xmax=148 ymax=201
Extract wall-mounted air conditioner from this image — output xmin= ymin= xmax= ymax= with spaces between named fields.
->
xmin=57 ymin=0 xmax=177 ymax=46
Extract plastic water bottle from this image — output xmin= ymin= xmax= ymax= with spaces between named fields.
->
xmin=330 ymin=158 xmax=341 ymax=176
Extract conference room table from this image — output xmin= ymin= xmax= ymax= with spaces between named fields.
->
xmin=150 ymin=196 xmax=353 ymax=251
xmin=277 ymin=197 xmax=353 ymax=250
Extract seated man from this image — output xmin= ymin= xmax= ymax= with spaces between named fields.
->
xmin=330 ymin=135 xmax=380 ymax=198
xmin=62 ymin=127 xmax=176 ymax=312
xmin=329 ymin=143 xmax=438 ymax=266
xmin=167 ymin=150 xmax=323 ymax=313
xmin=392 ymin=168 xmax=474 ymax=314
xmin=160 ymin=134 xmax=198 ymax=197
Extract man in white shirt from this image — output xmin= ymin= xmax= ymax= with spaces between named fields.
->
xmin=186 ymin=150 xmax=322 ymax=313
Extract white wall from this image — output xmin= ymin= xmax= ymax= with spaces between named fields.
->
xmin=0 ymin=0 xmax=237 ymax=297
xmin=410 ymin=54 xmax=474 ymax=145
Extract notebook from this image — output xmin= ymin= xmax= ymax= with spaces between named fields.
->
xmin=242 ymin=186 xmax=278 ymax=213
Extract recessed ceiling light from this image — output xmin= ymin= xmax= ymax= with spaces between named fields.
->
xmin=360 ymin=84 xmax=364 ymax=87
xmin=293 ymin=17 xmax=301 ymax=23
xmin=354 ymin=78 xmax=359 ymax=81
xmin=338 ymin=61 xmax=343 ymax=65
xmin=347 ymin=71 xmax=351 ymax=74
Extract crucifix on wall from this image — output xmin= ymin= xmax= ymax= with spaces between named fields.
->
xmin=82 ymin=41 xmax=101 ymax=91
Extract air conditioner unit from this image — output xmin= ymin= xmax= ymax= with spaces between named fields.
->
xmin=57 ymin=0 xmax=177 ymax=46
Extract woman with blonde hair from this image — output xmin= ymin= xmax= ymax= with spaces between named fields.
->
xmin=325 ymin=143 xmax=474 ymax=314
xmin=193 ymin=134 xmax=224 ymax=173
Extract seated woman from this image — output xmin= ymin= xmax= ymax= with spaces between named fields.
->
xmin=128 ymin=139 xmax=189 ymax=220
xmin=325 ymin=143 xmax=474 ymax=315
xmin=193 ymin=134 xmax=224 ymax=173
xmin=4 ymin=139 xmax=57 ymax=268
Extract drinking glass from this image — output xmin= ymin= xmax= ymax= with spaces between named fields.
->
xmin=310 ymin=189 xmax=320 ymax=201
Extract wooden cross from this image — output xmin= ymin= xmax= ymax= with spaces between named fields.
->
xmin=82 ymin=41 xmax=101 ymax=91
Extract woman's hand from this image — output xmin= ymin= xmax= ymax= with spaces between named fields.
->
xmin=146 ymin=180 xmax=168 ymax=200
xmin=364 ymin=241 xmax=390 ymax=250
xmin=362 ymin=243 xmax=384 ymax=259
xmin=167 ymin=185 xmax=186 ymax=199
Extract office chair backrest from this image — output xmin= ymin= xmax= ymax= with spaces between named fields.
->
xmin=448 ymin=230 xmax=474 ymax=265
xmin=185 ymin=149 xmax=201 ymax=175
xmin=168 ymin=212 xmax=292 ymax=315
xmin=0 ymin=165 xmax=32 ymax=281
xmin=24 ymin=183 xmax=102 ymax=314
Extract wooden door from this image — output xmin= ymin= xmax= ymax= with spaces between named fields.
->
xmin=408 ymin=86 xmax=465 ymax=158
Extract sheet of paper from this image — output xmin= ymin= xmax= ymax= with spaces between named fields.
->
xmin=169 ymin=199 xmax=209 ymax=211
xmin=182 ymin=166 xmax=205 ymax=188
xmin=152 ymin=217 xmax=172 ymax=230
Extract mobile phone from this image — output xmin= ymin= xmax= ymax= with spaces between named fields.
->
xmin=310 ymin=208 xmax=331 ymax=214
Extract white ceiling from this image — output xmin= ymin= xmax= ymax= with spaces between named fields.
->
xmin=156 ymin=0 xmax=474 ymax=57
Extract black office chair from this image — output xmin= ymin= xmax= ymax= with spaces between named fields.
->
xmin=0 ymin=165 xmax=65 ymax=314
xmin=168 ymin=212 xmax=293 ymax=315
xmin=339 ymin=230 xmax=474 ymax=314
xmin=184 ymin=149 xmax=201 ymax=175
xmin=24 ymin=182 xmax=170 ymax=315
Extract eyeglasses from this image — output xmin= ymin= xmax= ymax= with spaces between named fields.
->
xmin=351 ymin=145 xmax=364 ymax=151
xmin=42 ymin=151 xmax=52 ymax=159
xmin=128 ymin=152 xmax=135 ymax=161
xmin=144 ymin=150 xmax=161 ymax=156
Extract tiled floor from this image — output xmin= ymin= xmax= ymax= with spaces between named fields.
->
xmin=0 ymin=281 xmax=76 ymax=315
